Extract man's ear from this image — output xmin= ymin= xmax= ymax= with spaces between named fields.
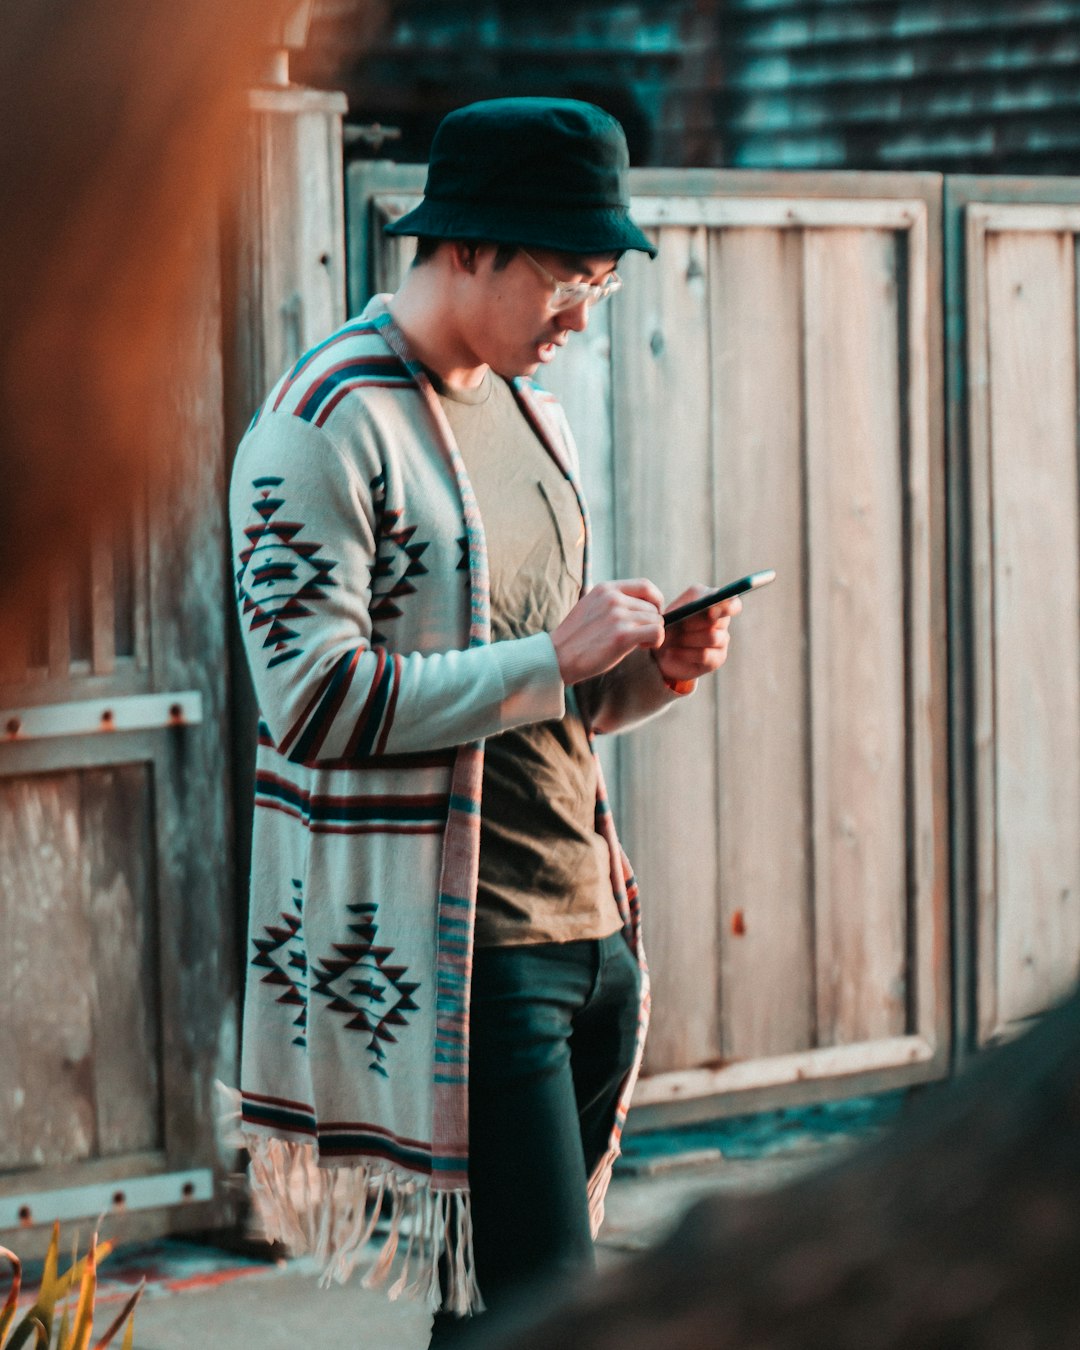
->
xmin=450 ymin=241 xmax=480 ymax=274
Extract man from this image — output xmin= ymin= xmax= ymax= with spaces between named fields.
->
xmin=227 ymin=98 xmax=740 ymax=1340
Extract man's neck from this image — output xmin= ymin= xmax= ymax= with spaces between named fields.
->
xmin=388 ymin=272 xmax=488 ymax=392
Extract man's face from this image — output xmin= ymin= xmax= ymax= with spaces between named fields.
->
xmin=458 ymin=247 xmax=619 ymax=379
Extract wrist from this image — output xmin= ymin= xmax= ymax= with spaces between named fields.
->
xmin=662 ymin=674 xmax=697 ymax=695
xmin=650 ymin=649 xmax=696 ymax=696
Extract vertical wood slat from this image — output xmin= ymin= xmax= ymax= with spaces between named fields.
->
xmin=965 ymin=205 xmax=999 ymax=1048
xmin=538 ymin=297 xmax=620 ymax=793
xmin=83 ymin=765 xmax=161 ymax=1155
xmin=90 ymin=522 xmax=116 ymax=676
xmin=803 ymin=228 xmax=908 ymax=1047
xmin=131 ymin=494 xmax=151 ymax=670
xmin=0 ymin=612 xmax=31 ymax=685
xmin=149 ymin=198 xmax=238 ymax=1179
xmin=709 ymin=227 xmax=815 ymax=1059
xmin=973 ymin=221 xmax=1080 ymax=1039
xmin=371 ymin=199 xmax=418 ymax=295
xmin=903 ymin=203 xmax=945 ymax=1048
xmin=612 ymin=227 xmax=722 ymax=1076
xmin=230 ymin=88 xmax=348 ymax=435
xmin=249 ymin=89 xmax=348 ymax=384
xmin=48 ymin=569 xmax=71 ymax=677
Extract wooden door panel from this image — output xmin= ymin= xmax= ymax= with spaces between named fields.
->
xmin=956 ymin=190 xmax=1080 ymax=1047
xmin=0 ymin=765 xmax=161 ymax=1171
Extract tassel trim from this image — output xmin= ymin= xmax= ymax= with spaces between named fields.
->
xmin=216 ymin=1086 xmax=483 ymax=1314
xmin=586 ymin=1144 xmax=620 ymax=1238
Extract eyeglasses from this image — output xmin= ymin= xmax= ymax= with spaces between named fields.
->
xmin=518 ymin=249 xmax=622 ymax=312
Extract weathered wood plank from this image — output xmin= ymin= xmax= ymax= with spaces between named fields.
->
xmin=803 ymin=227 xmax=908 ymax=1047
xmin=90 ymin=521 xmax=116 ymax=676
xmin=965 ymin=205 xmax=1001 ymax=1052
xmin=47 ymin=567 xmax=71 ymax=677
xmin=112 ymin=508 xmax=137 ymax=661
xmin=0 ymin=609 xmax=31 ymax=685
xmin=82 ymin=764 xmax=162 ymax=1156
xmin=632 ymin=196 xmax=926 ymax=230
xmin=633 ymin=1033 xmax=934 ymax=1107
xmin=0 ymin=775 xmax=97 ymax=1169
xmin=149 ymin=202 xmax=239 ymax=1184
xmin=228 ymin=88 xmax=348 ymax=433
xmin=345 ymin=164 xmax=425 ymax=315
xmin=971 ymin=204 xmax=1080 ymax=235
xmin=68 ymin=543 xmax=93 ymax=668
xmin=611 ymin=226 xmax=721 ymax=1076
xmin=708 ymin=226 xmax=815 ymax=1059
xmin=131 ymin=501 xmax=151 ymax=671
xmin=371 ymin=196 xmax=420 ymax=294
xmin=902 ymin=203 xmax=948 ymax=1055
xmin=981 ymin=227 xmax=1080 ymax=1035
xmin=539 ymin=297 xmax=621 ymax=801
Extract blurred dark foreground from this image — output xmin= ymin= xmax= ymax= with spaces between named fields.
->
xmin=462 ymin=988 xmax=1080 ymax=1350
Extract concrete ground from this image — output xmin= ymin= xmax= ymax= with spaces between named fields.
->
xmin=119 ymin=1098 xmax=900 ymax=1349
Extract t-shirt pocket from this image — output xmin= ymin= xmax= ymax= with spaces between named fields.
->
xmin=536 ymin=477 xmax=585 ymax=590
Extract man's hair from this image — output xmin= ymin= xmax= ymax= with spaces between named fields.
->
xmin=412 ymin=237 xmax=519 ymax=269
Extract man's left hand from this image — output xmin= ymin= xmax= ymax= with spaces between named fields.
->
xmin=651 ymin=586 xmax=742 ymax=689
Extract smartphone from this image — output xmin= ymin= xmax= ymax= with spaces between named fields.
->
xmin=662 ymin=568 xmax=776 ymax=627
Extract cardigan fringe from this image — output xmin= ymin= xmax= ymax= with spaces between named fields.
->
xmin=218 ymin=1084 xmax=483 ymax=1313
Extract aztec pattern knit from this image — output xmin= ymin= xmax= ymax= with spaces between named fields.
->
xmin=224 ymin=295 xmax=669 ymax=1313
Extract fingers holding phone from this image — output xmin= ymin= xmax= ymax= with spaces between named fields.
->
xmin=654 ymin=584 xmax=742 ymax=685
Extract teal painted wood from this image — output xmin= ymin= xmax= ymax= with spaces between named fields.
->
xmin=302 ymin=0 xmax=1080 ymax=176
xmin=724 ymin=0 xmax=1080 ymax=172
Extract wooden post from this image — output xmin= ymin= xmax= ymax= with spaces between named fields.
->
xmin=224 ymin=84 xmax=348 ymax=442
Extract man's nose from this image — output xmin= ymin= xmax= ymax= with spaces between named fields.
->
xmin=557 ymin=300 xmax=590 ymax=333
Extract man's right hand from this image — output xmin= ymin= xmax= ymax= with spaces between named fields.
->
xmin=551 ymin=579 xmax=665 ymax=686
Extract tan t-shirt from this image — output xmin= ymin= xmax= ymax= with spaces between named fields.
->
xmin=434 ymin=370 xmax=623 ymax=946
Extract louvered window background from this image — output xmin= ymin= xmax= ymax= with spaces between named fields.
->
xmin=300 ymin=0 xmax=1080 ymax=176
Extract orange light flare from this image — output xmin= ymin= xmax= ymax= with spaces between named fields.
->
xmin=0 ymin=0 xmax=297 ymax=639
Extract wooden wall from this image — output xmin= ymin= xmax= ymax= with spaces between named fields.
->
xmin=351 ymin=164 xmax=954 ymax=1118
xmin=0 ymin=204 xmax=237 ymax=1252
xmin=0 ymin=83 xmax=349 ymax=1255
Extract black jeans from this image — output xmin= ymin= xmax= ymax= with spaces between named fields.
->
xmin=429 ymin=933 xmax=642 ymax=1345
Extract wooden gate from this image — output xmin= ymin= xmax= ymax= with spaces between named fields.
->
xmin=0 ymin=212 xmax=236 ymax=1251
xmin=945 ymin=178 xmax=1080 ymax=1058
xmin=347 ymin=165 xmax=952 ymax=1122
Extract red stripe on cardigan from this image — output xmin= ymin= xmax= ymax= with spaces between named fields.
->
xmin=375 ymin=653 xmax=403 ymax=755
xmin=342 ymin=646 xmax=388 ymax=758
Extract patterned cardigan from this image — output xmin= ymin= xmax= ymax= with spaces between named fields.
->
xmin=226 ymin=295 xmax=676 ymax=1312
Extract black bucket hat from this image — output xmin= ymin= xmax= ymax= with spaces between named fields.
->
xmin=385 ymin=97 xmax=657 ymax=259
